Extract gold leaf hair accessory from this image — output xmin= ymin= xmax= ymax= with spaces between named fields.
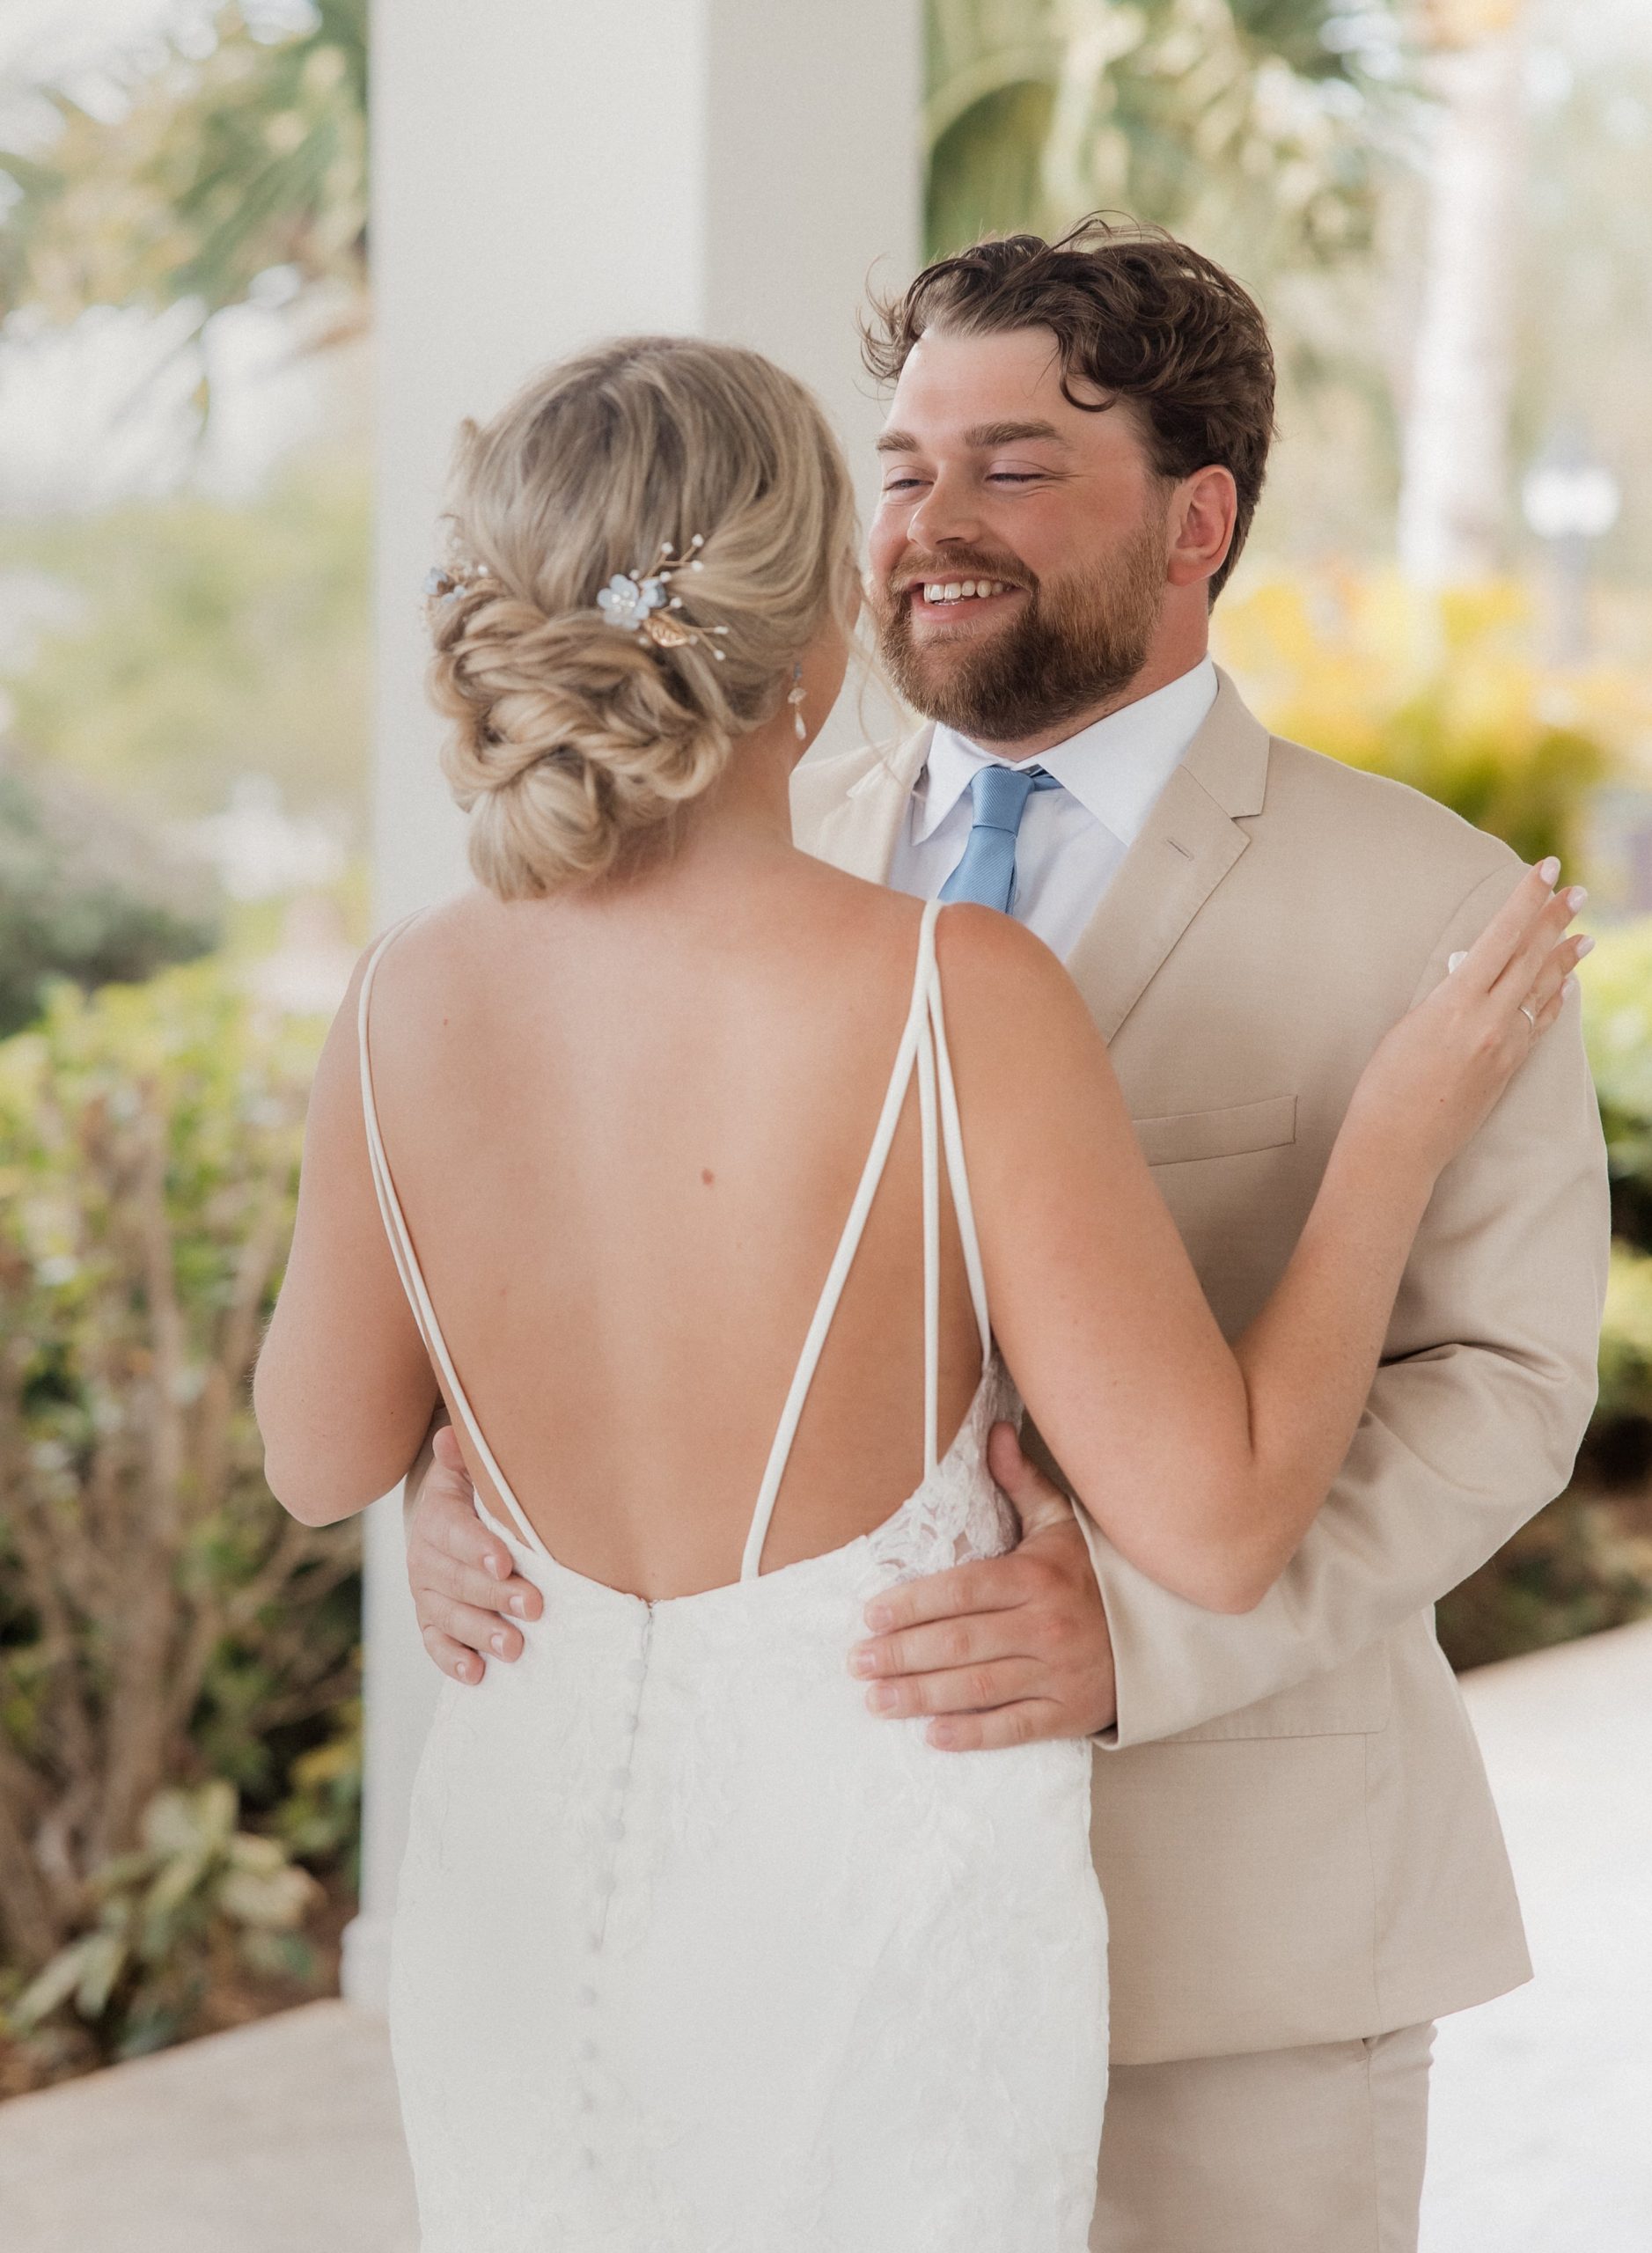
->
xmin=595 ymin=536 xmax=729 ymax=661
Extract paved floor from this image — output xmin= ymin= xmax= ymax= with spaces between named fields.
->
xmin=0 ymin=1996 xmax=419 ymax=2253
xmin=1421 ymin=1618 xmax=1652 ymax=2253
xmin=2 ymin=1622 xmax=1646 ymax=2251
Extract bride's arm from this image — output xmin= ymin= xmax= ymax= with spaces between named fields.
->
xmin=941 ymin=865 xmax=1585 ymax=1616
xmin=254 ymin=950 xmax=441 ymax=1523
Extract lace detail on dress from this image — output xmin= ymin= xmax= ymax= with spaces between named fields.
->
xmin=863 ymin=1356 xmax=1023 ymax=1587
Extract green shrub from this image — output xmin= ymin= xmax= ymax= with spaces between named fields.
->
xmin=4 ymin=1780 xmax=323 ymax=2062
xmin=0 ymin=956 xmax=358 ymax=2071
xmin=1215 ymin=571 xmax=1621 ymax=870
xmin=0 ymin=752 xmax=219 ymax=1038
xmin=1597 ymin=1244 xmax=1652 ymax=1431
xmin=1580 ymin=916 xmax=1652 ymax=1248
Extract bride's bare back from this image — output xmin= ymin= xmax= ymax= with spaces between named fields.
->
xmin=320 ymin=853 xmax=985 ymax=1599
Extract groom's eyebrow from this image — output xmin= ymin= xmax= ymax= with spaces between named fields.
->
xmin=874 ymin=421 xmax=1073 ymax=454
xmin=961 ymin=420 xmax=1071 ymax=450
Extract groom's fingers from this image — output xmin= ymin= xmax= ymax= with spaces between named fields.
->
xmin=926 ymin=1700 xmax=1067 ymax=1753
xmin=421 ymin=1619 xmax=497 ymax=1684
xmin=860 ymin=1548 xmax=1039 ymax=1637
xmin=420 ymin=1589 xmax=526 ymax=1665
xmin=852 ymin=1498 xmax=1117 ymax=1743
xmin=851 ymin=1594 xmax=1041 ymax=1686
xmin=856 ymin=1654 xmax=1046 ymax=1721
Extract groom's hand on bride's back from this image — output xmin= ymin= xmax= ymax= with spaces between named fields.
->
xmin=405 ymin=1421 xmax=542 ymax=1681
xmin=848 ymin=1423 xmax=1118 ymax=1750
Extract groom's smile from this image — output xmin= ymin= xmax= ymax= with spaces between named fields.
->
xmin=901 ymin=565 xmax=1031 ymax=633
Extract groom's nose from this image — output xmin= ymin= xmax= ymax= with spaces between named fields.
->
xmin=906 ymin=466 xmax=986 ymax=551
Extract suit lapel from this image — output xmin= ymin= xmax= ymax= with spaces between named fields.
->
xmin=807 ymin=723 xmax=932 ymax=884
xmin=804 ymin=674 xmax=1273 ymax=1045
xmin=1063 ymin=669 xmax=1273 ymax=1043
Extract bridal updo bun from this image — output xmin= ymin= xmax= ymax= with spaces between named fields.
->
xmin=426 ymin=336 xmax=859 ymax=897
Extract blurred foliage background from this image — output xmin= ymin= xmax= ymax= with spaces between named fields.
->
xmin=0 ymin=0 xmax=1649 ymax=2084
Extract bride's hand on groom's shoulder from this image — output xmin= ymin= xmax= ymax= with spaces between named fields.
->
xmin=847 ymin=1423 xmax=1117 ymax=1751
xmin=406 ymin=1423 xmax=542 ymax=1683
xmin=1346 ymin=858 xmax=1590 ymax=1180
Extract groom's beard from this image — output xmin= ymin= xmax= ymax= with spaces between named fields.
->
xmin=874 ymin=516 xmax=1168 ymax=745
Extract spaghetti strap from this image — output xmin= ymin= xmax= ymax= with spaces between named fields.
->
xmin=356 ymin=907 xmax=551 ymax=1564
xmin=739 ymin=899 xmax=993 ymax=1580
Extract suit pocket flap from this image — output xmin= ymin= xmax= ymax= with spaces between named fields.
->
xmin=1134 ymin=1094 xmax=1298 ymax=1167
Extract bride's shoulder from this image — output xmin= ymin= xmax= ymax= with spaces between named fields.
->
xmin=931 ymin=905 xmax=1116 ymax=1111
xmin=933 ymin=900 xmax=1072 ymax=1016
xmin=341 ymin=890 xmax=495 ymax=1038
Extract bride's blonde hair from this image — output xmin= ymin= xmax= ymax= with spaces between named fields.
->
xmin=426 ymin=335 xmax=860 ymax=897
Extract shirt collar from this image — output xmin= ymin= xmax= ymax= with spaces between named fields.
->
xmin=911 ymin=656 xmax=1219 ymax=846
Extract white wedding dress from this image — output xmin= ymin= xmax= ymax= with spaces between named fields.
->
xmin=362 ymin=896 xmax=1109 ymax=2252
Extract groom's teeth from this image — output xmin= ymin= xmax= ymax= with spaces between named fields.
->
xmin=920 ymin=579 xmax=1011 ymax=603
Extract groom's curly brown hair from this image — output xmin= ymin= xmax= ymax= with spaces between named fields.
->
xmin=861 ymin=215 xmax=1276 ymax=602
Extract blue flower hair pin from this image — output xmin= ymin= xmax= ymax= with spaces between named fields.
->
xmin=596 ymin=536 xmax=729 ymax=660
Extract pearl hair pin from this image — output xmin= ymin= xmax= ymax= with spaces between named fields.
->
xmin=595 ymin=536 xmax=730 ymax=660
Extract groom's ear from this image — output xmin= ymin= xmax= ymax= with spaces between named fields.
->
xmin=1166 ymin=465 xmax=1239 ymax=598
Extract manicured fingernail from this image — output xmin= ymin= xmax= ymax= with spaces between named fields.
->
xmin=863 ymin=1603 xmax=891 ymax=1631
xmin=867 ymin=1684 xmax=898 ymax=1712
xmin=1566 ymin=886 xmax=1588 ymax=911
xmin=848 ymin=1645 xmax=877 ymax=1676
xmin=1538 ymin=856 xmax=1560 ymax=884
xmin=1562 ymin=974 xmax=1578 ymax=999
xmin=490 ymin=1631 xmax=509 ymax=1655
xmin=507 ymin=1593 xmax=528 ymax=1617
xmin=455 ymin=1658 xmax=472 ymax=1680
xmin=1575 ymin=935 xmax=1595 ymax=958
xmin=928 ymin=1724 xmax=956 ymax=1749
xmin=1447 ymin=951 xmax=1467 ymax=973
xmin=484 ymin=1553 xmax=504 ymax=1579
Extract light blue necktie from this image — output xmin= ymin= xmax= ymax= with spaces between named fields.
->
xmin=937 ymin=764 xmax=1062 ymax=915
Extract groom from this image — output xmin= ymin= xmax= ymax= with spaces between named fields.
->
xmin=400 ymin=220 xmax=1609 ymax=2249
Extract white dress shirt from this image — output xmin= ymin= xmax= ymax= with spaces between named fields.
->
xmin=886 ymin=657 xmax=1218 ymax=962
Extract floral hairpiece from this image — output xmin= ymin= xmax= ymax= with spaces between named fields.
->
xmin=596 ymin=536 xmax=729 ymax=661
xmin=422 ymin=558 xmax=490 ymax=604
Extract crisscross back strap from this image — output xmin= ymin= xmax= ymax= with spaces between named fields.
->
xmin=356 ymin=906 xmax=549 ymax=1560
xmin=739 ymin=898 xmax=991 ymax=1580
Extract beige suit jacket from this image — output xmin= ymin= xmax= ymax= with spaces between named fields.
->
xmin=791 ymin=667 xmax=1611 ymax=2067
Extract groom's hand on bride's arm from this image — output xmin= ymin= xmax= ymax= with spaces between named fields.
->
xmin=404 ymin=1417 xmax=542 ymax=1682
xmin=847 ymin=1422 xmax=1117 ymax=1750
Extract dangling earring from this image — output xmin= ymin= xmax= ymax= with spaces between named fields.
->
xmin=788 ymin=660 xmax=807 ymax=742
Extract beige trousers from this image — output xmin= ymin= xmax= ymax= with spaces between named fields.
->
xmin=1088 ymin=2022 xmax=1435 ymax=2253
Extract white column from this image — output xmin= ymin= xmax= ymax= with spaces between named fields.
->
xmin=1395 ymin=17 xmax=1526 ymax=586
xmin=344 ymin=0 xmax=922 ymax=2010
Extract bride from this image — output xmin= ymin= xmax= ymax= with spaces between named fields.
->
xmin=253 ymin=334 xmax=1581 ymax=2251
